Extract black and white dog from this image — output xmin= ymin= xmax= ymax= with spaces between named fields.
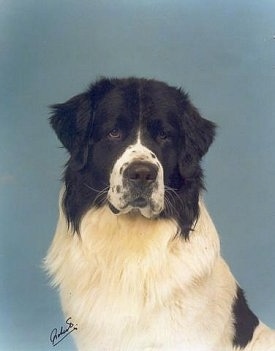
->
xmin=45 ymin=78 xmax=275 ymax=350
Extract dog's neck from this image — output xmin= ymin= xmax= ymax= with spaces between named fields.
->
xmin=46 ymin=195 xmax=220 ymax=295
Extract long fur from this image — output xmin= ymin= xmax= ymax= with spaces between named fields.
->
xmin=45 ymin=196 xmax=275 ymax=350
xmin=45 ymin=77 xmax=275 ymax=350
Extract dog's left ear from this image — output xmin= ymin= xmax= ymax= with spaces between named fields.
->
xmin=183 ymin=101 xmax=216 ymax=158
xmin=178 ymin=90 xmax=216 ymax=175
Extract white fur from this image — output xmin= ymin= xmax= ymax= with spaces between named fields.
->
xmin=44 ymin=191 xmax=275 ymax=350
xmin=108 ymin=140 xmax=164 ymax=218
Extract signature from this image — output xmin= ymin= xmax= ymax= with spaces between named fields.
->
xmin=50 ymin=317 xmax=78 ymax=347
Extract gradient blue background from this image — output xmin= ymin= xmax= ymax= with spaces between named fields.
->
xmin=1 ymin=1 xmax=275 ymax=350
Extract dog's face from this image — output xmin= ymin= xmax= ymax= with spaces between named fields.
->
xmin=50 ymin=78 xmax=215 ymax=237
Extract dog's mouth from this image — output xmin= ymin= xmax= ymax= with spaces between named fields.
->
xmin=107 ymin=185 xmax=166 ymax=219
xmin=108 ymin=196 xmax=151 ymax=215
xmin=130 ymin=196 xmax=148 ymax=208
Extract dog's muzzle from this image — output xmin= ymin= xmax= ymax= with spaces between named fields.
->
xmin=123 ymin=161 xmax=158 ymax=207
xmin=107 ymin=144 xmax=164 ymax=218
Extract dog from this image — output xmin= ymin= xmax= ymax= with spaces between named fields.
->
xmin=45 ymin=77 xmax=275 ymax=350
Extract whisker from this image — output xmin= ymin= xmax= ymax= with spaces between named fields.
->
xmin=164 ymin=186 xmax=182 ymax=203
xmin=164 ymin=186 xmax=184 ymax=218
xmin=164 ymin=194 xmax=178 ymax=217
xmin=84 ymin=183 xmax=109 ymax=193
xmin=83 ymin=183 xmax=109 ymax=207
xmin=93 ymin=191 xmax=108 ymax=207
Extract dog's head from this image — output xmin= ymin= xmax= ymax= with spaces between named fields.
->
xmin=50 ymin=78 xmax=216 ymax=237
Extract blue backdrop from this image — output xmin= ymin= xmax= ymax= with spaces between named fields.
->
xmin=1 ymin=1 xmax=275 ymax=350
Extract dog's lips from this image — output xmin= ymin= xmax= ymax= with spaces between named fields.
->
xmin=130 ymin=197 xmax=148 ymax=208
xmin=108 ymin=196 xmax=149 ymax=215
xmin=108 ymin=202 xmax=121 ymax=214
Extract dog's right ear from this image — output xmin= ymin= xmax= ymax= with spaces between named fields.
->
xmin=50 ymin=78 xmax=114 ymax=169
xmin=50 ymin=93 xmax=91 ymax=153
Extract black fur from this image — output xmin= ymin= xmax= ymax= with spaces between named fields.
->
xmin=232 ymin=286 xmax=259 ymax=348
xmin=50 ymin=77 xmax=216 ymax=237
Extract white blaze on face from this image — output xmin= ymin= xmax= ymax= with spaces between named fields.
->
xmin=108 ymin=140 xmax=164 ymax=218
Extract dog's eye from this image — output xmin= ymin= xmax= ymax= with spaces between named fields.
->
xmin=158 ymin=131 xmax=168 ymax=140
xmin=156 ymin=130 xmax=171 ymax=143
xmin=108 ymin=128 xmax=122 ymax=140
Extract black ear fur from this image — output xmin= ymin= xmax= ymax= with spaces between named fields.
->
xmin=50 ymin=93 xmax=92 ymax=170
xmin=50 ymin=93 xmax=90 ymax=152
xmin=178 ymin=90 xmax=216 ymax=177
xmin=50 ymin=78 xmax=115 ymax=170
xmin=182 ymin=94 xmax=216 ymax=158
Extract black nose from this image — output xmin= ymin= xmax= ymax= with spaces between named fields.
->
xmin=124 ymin=161 xmax=158 ymax=185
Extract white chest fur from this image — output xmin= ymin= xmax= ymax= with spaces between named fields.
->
xmin=45 ymin=199 xmax=241 ymax=351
